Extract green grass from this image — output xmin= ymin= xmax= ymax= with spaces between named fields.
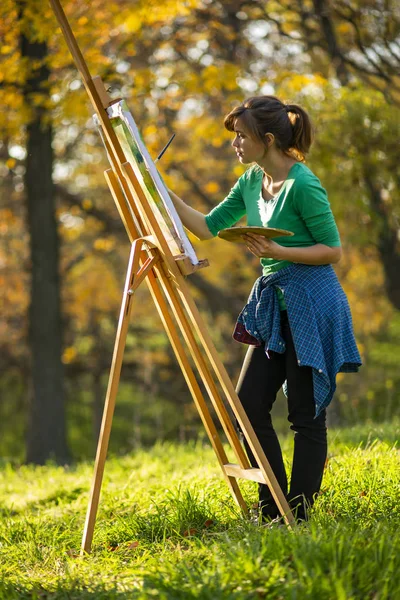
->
xmin=1 ymin=421 xmax=400 ymax=599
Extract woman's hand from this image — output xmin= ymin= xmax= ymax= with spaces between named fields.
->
xmin=242 ymin=233 xmax=286 ymax=259
xmin=242 ymin=233 xmax=342 ymax=265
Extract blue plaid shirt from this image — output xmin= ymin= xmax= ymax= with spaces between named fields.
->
xmin=233 ymin=264 xmax=362 ymax=416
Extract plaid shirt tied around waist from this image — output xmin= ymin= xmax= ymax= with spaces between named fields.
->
xmin=233 ymin=264 xmax=362 ymax=416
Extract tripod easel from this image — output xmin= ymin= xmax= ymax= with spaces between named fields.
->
xmin=49 ymin=0 xmax=295 ymax=554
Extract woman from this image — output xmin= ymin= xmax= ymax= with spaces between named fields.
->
xmin=169 ymin=95 xmax=361 ymax=522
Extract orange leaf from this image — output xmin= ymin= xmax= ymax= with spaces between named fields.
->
xmin=127 ymin=541 xmax=139 ymax=550
xmin=183 ymin=528 xmax=197 ymax=537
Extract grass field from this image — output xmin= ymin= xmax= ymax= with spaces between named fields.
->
xmin=1 ymin=421 xmax=400 ymax=599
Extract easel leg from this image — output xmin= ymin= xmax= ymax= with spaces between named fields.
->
xmin=81 ymin=240 xmax=143 ymax=555
xmin=145 ymin=268 xmax=248 ymax=513
xmin=161 ymin=271 xmax=295 ymax=525
xmin=153 ymin=269 xmax=250 ymax=470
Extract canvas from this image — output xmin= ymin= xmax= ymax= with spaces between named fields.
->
xmin=103 ymin=100 xmax=199 ymax=266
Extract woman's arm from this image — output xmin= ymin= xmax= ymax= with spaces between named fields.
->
xmin=243 ymin=233 xmax=342 ymax=264
xmin=168 ymin=190 xmax=213 ymax=240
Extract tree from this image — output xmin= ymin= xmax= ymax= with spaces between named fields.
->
xmin=18 ymin=2 xmax=69 ymax=463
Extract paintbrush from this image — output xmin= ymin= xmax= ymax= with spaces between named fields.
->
xmin=154 ymin=133 xmax=176 ymax=163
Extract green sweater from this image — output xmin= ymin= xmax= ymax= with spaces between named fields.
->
xmin=205 ymin=163 xmax=341 ymax=309
xmin=205 ymin=162 xmax=340 ymax=270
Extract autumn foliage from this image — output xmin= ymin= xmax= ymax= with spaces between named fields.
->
xmin=0 ymin=0 xmax=399 ymax=461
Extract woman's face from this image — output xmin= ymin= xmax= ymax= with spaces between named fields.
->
xmin=231 ymin=117 xmax=266 ymax=164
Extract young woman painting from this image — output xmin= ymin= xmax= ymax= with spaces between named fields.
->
xmin=169 ymin=96 xmax=361 ymax=522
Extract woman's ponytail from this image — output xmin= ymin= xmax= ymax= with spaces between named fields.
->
xmin=286 ymin=104 xmax=313 ymax=157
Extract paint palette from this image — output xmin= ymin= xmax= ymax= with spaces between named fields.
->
xmin=218 ymin=226 xmax=294 ymax=243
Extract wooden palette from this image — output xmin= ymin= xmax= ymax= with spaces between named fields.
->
xmin=218 ymin=226 xmax=294 ymax=243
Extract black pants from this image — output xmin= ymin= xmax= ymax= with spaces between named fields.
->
xmin=236 ymin=312 xmax=327 ymax=521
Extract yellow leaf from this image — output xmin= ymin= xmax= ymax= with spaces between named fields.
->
xmin=124 ymin=14 xmax=142 ymax=33
xmin=204 ymin=181 xmax=220 ymax=194
xmin=93 ymin=238 xmax=115 ymax=252
xmin=233 ymin=165 xmax=245 ymax=177
xmin=144 ymin=124 xmax=158 ymax=137
xmin=6 ymin=158 xmax=16 ymax=169
xmin=82 ymin=199 xmax=93 ymax=211
xmin=62 ymin=346 xmax=77 ymax=364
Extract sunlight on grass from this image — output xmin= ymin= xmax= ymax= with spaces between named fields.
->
xmin=0 ymin=423 xmax=399 ymax=599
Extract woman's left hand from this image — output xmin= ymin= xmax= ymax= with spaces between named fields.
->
xmin=242 ymin=233 xmax=286 ymax=259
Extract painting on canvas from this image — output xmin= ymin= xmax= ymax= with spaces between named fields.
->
xmin=105 ymin=100 xmax=199 ymax=265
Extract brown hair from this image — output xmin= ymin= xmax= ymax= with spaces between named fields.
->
xmin=224 ymin=95 xmax=313 ymax=161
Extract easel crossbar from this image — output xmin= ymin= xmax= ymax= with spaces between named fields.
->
xmin=223 ymin=464 xmax=267 ymax=485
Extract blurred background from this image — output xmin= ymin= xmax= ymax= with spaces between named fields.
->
xmin=0 ymin=0 xmax=399 ymax=464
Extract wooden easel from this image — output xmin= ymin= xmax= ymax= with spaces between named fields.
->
xmin=49 ymin=0 xmax=295 ymax=554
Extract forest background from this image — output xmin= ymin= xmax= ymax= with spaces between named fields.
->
xmin=0 ymin=0 xmax=399 ymax=465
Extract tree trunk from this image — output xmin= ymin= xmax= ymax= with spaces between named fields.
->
xmin=20 ymin=22 xmax=70 ymax=464
xmin=362 ymin=171 xmax=400 ymax=311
